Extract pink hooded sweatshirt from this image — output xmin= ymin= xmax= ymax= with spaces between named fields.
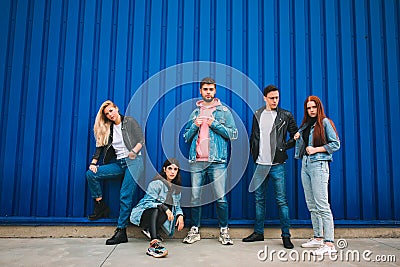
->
xmin=196 ymin=98 xmax=221 ymax=161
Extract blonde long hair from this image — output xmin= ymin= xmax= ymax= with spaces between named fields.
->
xmin=93 ymin=100 xmax=117 ymax=146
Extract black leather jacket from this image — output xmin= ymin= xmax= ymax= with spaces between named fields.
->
xmin=92 ymin=115 xmax=145 ymax=164
xmin=250 ymin=106 xmax=298 ymax=164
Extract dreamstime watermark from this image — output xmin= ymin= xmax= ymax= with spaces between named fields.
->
xmin=125 ymin=61 xmax=265 ymax=207
xmin=257 ymin=239 xmax=397 ymax=263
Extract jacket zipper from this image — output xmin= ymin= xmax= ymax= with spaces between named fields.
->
xmin=277 ymin=120 xmax=286 ymax=131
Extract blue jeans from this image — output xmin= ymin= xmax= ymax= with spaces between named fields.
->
xmin=86 ymin=156 xmax=144 ymax=228
xmin=190 ymin=162 xmax=229 ymax=228
xmin=301 ymin=156 xmax=334 ymax=242
xmin=253 ymin=163 xmax=291 ymax=237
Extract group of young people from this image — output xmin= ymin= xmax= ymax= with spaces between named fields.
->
xmin=85 ymin=77 xmax=340 ymax=258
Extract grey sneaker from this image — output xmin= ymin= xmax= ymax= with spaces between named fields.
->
xmin=219 ymin=228 xmax=233 ymax=245
xmin=183 ymin=226 xmax=201 ymax=244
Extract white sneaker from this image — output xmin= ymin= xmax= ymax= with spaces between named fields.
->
xmin=312 ymin=244 xmax=338 ymax=256
xmin=219 ymin=228 xmax=233 ymax=245
xmin=183 ymin=226 xmax=201 ymax=244
xmin=301 ymin=238 xmax=324 ymax=248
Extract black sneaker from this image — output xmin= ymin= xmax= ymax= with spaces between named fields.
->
xmin=242 ymin=232 xmax=264 ymax=242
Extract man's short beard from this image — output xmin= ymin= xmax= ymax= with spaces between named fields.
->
xmin=202 ymin=96 xmax=214 ymax=103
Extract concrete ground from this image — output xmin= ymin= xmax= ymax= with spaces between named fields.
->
xmin=0 ymin=236 xmax=399 ymax=267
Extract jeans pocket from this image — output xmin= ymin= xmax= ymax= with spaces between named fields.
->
xmin=317 ymin=161 xmax=329 ymax=175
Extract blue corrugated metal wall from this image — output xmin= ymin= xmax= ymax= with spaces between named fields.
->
xmin=0 ymin=0 xmax=399 ymax=226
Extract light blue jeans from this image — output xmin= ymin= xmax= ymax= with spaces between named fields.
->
xmin=86 ymin=156 xmax=144 ymax=228
xmin=190 ymin=162 xmax=229 ymax=228
xmin=301 ymin=156 xmax=334 ymax=242
xmin=253 ymin=163 xmax=291 ymax=237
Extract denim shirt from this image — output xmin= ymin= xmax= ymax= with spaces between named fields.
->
xmin=183 ymin=104 xmax=238 ymax=163
xmin=130 ymin=179 xmax=183 ymax=236
xmin=295 ymin=118 xmax=340 ymax=162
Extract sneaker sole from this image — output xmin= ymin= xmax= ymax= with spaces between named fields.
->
xmin=105 ymin=239 xmax=128 ymax=245
xmin=301 ymin=244 xmax=323 ymax=248
xmin=182 ymin=236 xmax=200 ymax=244
xmin=147 ymin=250 xmax=168 ymax=258
xmin=219 ymin=237 xmax=233 ymax=245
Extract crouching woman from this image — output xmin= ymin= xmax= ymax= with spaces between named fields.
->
xmin=130 ymin=158 xmax=184 ymax=258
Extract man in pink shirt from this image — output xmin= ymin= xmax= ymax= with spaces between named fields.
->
xmin=183 ymin=77 xmax=238 ymax=245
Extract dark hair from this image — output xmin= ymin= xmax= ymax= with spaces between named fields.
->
xmin=263 ymin=84 xmax=279 ymax=96
xmin=200 ymin=77 xmax=216 ymax=89
xmin=157 ymin=158 xmax=182 ymax=193
xmin=300 ymin=95 xmax=338 ymax=147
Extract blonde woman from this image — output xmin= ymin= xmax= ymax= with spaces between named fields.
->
xmin=86 ymin=100 xmax=144 ymax=245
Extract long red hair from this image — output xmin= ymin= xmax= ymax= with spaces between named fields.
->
xmin=300 ymin=96 xmax=338 ymax=147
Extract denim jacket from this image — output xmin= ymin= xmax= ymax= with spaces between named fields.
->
xmin=130 ymin=178 xmax=183 ymax=236
xmin=183 ymin=104 xmax=238 ymax=163
xmin=295 ymin=118 xmax=340 ymax=162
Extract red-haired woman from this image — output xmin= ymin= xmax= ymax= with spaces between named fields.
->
xmin=294 ymin=96 xmax=340 ymax=256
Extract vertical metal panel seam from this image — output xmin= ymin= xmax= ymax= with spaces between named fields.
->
xmin=370 ymin=0 xmax=391 ymax=219
xmin=193 ymin=0 xmax=199 ymax=65
xmin=124 ymin=0 xmax=133 ymax=104
xmin=31 ymin=0 xmax=50 ymax=216
xmin=69 ymin=0 xmax=86 ymax=216
xmin=336 ymin=0 xmax=346 ymax=218
xmin=90 ymin=0 xmax=102 ymax=119
xmin=107 ymin=0 xmax=115 ymax=98
xmin=274 ymin=0 xmax=279 ymax=85
xmin=49 ymin=0 xmax=68 ymax=216
xmin=352 ymin=0 xmax=362 ymax=218
xmin=258 ymin=0 xmax=263 ymax=89
xmin=321 ymin=0 xmax=327 ymax=101
xmin=381 ymin=0 xmax=395 ymax=219
xmin=243 ymin=0 xmax=248 ymax=77
xmin=176 ymin=0 xmax=184 ymax=103
xmin=142 ymin=0 xmax=150 ymax=82
xmin=177 ymin=0 xmax=183 ymax=64
xmin=290 ymin=0 xmax=299 ymax=218
xmin=390 ymin=0 xmax=400 ymax=219
xmin=159 ymin=0 xmax=167 ymax=165
xmin=15 ymin=0 xmax=35 ymax=215
xmin=0 ymin=1 xmax=17 ymax=215
xmin=367 ymin=0 xmax=378 ymax=219
xmin=211 ymin=0 xmax=216 ymax=63
xmin=349 ymin=0 xmax=363 ymax=219
xmin=364 ymin=0 xmax=379 ymax=218
xmin=305 ymin=0 xmax=311 ymax=94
